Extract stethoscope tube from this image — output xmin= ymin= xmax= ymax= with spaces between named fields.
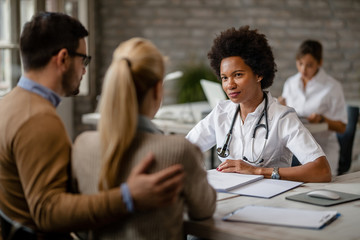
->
xmin=248 ymin=94 xmax=269 ymax=165
xmin=216 ymin=105 xmax=240 ymax=158
xmin=252 ymin=95 xmax=269 ymax=140
xmin=217 ymin=92 xmax=269 ymax=163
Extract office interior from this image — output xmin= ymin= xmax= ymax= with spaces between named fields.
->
xmin=1 ymin=0 xmax=360 ymax=172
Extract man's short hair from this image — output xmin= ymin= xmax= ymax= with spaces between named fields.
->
xmin=20 ymin=12 xmax=88 ymax=71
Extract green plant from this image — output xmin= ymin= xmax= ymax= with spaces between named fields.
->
xmin=176 ymin=62 xmax=218 ymax=103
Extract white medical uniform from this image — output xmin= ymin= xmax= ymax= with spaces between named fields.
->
xmin=282 ymin=68 xmax=347 ymax=176
xmin=186 ymin=92 xmax=325 ymax=168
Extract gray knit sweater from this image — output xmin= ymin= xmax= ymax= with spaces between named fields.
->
xmin=72 ymin=119 xmax=216 ymax=240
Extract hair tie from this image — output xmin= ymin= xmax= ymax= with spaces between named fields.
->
xmin=122 ymin=58 xmax=132 ymax=68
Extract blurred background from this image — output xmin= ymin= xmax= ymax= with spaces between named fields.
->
xmin=1 ymin=0 xmax=359 ymax=169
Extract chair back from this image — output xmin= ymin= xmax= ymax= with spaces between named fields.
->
xmin=0 ymin=210 xmax=36 ymax=240
xmin=337 ymin=105 xmax=359 ymax=175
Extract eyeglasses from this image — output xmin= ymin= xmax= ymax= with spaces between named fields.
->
xmin=68 ymin=51 xmax=92 ymax=67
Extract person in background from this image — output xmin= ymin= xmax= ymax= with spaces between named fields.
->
xmin=278 ymin=40 xmax=347 ymax=176
xmin=72 ymin=37 xmax=216 ymax=240
xmin=0 ymin=12 xmax=184 ymax=240
xmin=186 ymin=26 xmax=331 ymax=183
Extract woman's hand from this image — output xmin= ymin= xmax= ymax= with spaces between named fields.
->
xmin=308 ymin=113 xmax=346 ymax=133
xmin=217 ymin=159 xmax=260 ymax=175
xmin=307 ymin=113 xmax=324 ymax=123
xmin=277 ymin=96 xmax=286 ymax=106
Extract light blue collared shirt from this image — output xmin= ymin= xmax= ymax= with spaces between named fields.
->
xmin=17 ymin=76 xmax=61 ymax=107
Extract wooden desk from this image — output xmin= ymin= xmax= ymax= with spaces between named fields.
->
xmin=184 ymin=171 xmax=360 ymax=240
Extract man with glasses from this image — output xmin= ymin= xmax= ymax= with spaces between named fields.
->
xmin=0 ymin=12 xmax=184 ymax=240
xmin=68 ymin=52 xmax=92 ymax=67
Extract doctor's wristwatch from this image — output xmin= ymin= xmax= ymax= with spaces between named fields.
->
xmin=271 ymin=167 xmax=280 ymax=179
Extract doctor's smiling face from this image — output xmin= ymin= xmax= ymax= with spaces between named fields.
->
xmin=220 ymin=56 xmax=263 ymax=105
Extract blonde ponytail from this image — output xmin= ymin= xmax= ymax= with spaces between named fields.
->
xmin=98 ymin=58 xmax=138 ymax=190
xmin=98 ymin=38 xmax=165 ymax=190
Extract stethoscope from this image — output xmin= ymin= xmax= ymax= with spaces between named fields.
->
xmin=216 ymin=92 xmax=269 ymax=165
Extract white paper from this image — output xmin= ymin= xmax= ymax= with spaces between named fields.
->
xmin=207 ymin=169 xmax=302 ymax=198
xmin=207 ymin=169 xmax=263 ymax=191
xmin=229 ymin=178 xmax=303 ymax=198
xmin=223 ymin=205 xmax=339 ymax=229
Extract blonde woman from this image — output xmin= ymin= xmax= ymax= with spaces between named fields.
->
xmin=72 ymin=38 xmax=216 ymax=239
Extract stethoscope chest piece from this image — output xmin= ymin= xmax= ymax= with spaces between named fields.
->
xmin=216 ymin=146 xmax=229 ymax=158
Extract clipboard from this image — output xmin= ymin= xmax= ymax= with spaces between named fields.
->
xmin=223 ymin=205 xmax=340 ymax=229
xmin=285 ymin=190 xmax=360 ymax=207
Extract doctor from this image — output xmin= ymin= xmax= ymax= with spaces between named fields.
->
xmin=186 ymin=26 xmax=332 ymax=183
xmin=278 ymin=40 xmax=347 ymax=176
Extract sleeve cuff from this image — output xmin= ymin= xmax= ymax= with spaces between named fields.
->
xmin=120 ymin=183 xmax=134 ymax=213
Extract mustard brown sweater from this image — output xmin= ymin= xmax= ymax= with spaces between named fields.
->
xmin=0 ymin=87 xmax=126 ymax=234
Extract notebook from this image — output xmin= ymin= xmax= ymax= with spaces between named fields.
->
xmin=207 ymin=169 xmax=303 ymax=198
xmin=200 ymin=79 xmax=227 ymax=108
xmin=207 ymin=169 xmax=263 ymax=191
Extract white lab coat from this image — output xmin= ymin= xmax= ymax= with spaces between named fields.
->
xmin=282 ymin=68 xmax=347 ymax=175
xmin=186 ymin=92 xmax=325 ymax=168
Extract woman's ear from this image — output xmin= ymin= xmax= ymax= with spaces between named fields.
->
xmin=257 ymin=76 xmax=263 ymax=82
